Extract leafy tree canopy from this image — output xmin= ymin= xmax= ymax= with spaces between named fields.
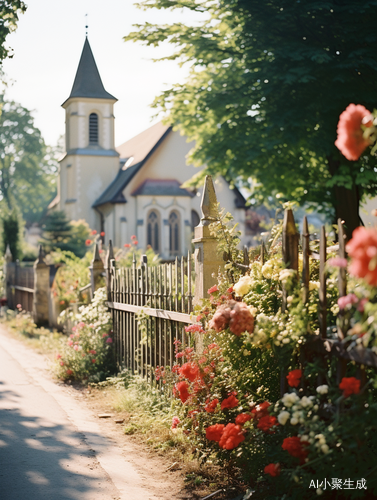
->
xmin=0 ymin=96 xmax=58 ymax=224
xmin=0 ymin=1 xmax=26 ymax=66
xmin=126 ymin=0 xmax=377 ymax=235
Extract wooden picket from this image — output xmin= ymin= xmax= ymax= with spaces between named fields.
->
xmin=281 ymin=209 xmax=377 ymax=396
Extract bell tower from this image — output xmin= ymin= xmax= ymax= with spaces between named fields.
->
xmin=56 ymin=37 xmax=119 ymax=229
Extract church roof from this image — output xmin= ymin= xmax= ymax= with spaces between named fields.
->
xmin=92 ymin=122 xmax=172 ymax=207
xmin=131 ymin=179 xmax=195 ymax=197
xmin=63 ymin=37 xmax=116 ymax=105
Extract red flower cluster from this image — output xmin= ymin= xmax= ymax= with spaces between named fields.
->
xmin=175 ymin=381 xmax=190 ymax=403
xmin=209 ymin=300 xmax=254 ymax=336
xmin=219 ymin=423 xmax=245 ymax=450
xmin=264 ymin=463 xmax=281 ymax=477
xmin=235 ymin=413 xmax=252 ymax=425
xmin=221 ymin=394 xmax=239 ymax=410
xmin=339 ymin=376 xmax=361 ymax=397
xmin=257 ymin=415 xmax=278 ymax=433
xmin=335 ymin=104 xmax=372 ymax=161
xmin=205 ymin=398 xmax=219 ymax=413
xmin=286 ymin=369 xmax=302 ymax=388
xmin=179 ymin=362 xmax=201 ymax=382
xmin=124 ymin=243 xmax=131 ymax=248
xmin=347 ymin=227 xmax=377 ymax=286
xmin=184 ymin=324 xmax=205 ymax=334
xmin=208 ymin=285 xmax=219 ymax=294
xmin=251 ymin=401 xmax=270 ymax=420
xmin=206 ymin=423 xmax=225 ymax=442
xmin=282 ymin=436 xmax=309 ymax=464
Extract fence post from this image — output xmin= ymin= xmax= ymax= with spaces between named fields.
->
xmin=192 ymin=175 xmax=224 ymax=306
xmin=4 ymin=244 xmax=12 ymax=307
xmin=90 ymin=242 xmax=105 ymax=295
xmin=105 ymin=239 xmax=115 ymax=297
xmin=33 ymin=245 xmax=50 ymax=326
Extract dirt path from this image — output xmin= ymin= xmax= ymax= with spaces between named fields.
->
xmin=0 ymin=324 xmax=198 ymax=500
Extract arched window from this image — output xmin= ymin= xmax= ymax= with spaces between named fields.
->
xmin=191 ymin=210 xmax=200 ymax=232
xmin=169 ymin=211 xmax=180 ymax=256
xmin=147 ymin=210 xmax=160 ymax=252
xmin=89 ymin=113 xmax=99 ymax=144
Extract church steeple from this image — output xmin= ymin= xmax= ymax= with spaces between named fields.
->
xmin=63 ymin=37 xmax=116 ymax=105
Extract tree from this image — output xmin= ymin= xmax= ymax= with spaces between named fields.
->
xmin=40 ymin=211 xmax=91 ymax=258
xmin=126 ymin=0 xmax=377 ymax=236
xmin=0 ymin=205 xmax=23 ymax=260
xmin=0 ymin=97 xmax=58 ymax=224
xmin=0 ymin=1 xmax=26 ymax=66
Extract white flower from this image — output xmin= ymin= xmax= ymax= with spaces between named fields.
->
xmin=234 ymin=275 xmax=253 ymax=296
xmin=321 ymin=444 xmax=330 ymax=454
xmin=290 ymin=417 xmax=299 ymax=425
xmin=282 ymin=392 xmax=299 ymax=407
xmin=277 ymin=411 xmax=290 ymax=425
xmin=300 ymin=396 xmax=313 ymax=408
xmin=309 ymin=281 xmax=320 ymax=290
xmin=316 ymin=385 xmax=328 ymax=395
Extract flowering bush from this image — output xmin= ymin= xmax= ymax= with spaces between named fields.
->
xmin=156 ymin=211 xmax=377 ymax=499
xmin=54 ymin=287 xmax=115 ymax=382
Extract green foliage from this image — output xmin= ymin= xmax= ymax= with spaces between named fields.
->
xmin=0 ymin=205 xmax=23 ymax=260
xmin=0 ymin=97 xmax=58 ymax=224
xmin=126 ymin=0 xmax=377 ymax=232
xmin=0 ymin=1 xmax=26 ymax=66
xmin=41 ymin=211 xmax=91 ymax=257
xmin=55 ymin=288 xmax=115 ymax=383
xmin=50 ymin=249 xmax=92 ymax=309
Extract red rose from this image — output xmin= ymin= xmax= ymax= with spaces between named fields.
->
xmin=91 ymin=230 xmax=97 ymax=235
xmin=286 ymin=369 xmax=302 ymax=388
xmin=179 ymin=362 xmax=200 ymax=382
xmin=206 ymin=423 xmax=225 ymax=442
xmin=282 ymin=436 xmax=309 ymax=463
xmin=264 ymin=463 xmax=281 ymax=477
xmin=124 ymin=243 xmax=131 ymax=248
xmin=208 ymin=285 xmax=219 ymax=294
xmin=176 ymin=381 xmax=190 ymax=403
xmin=347 ymin=227 xmax=377 ymax=286
xmin=221 ymin=394 xmax=239 ymax=410
xmin=131 ymin=235 xmax=136 ymax=239
xmin=133 ymin=240 xmax=138 ymax=245
xmin=66 ymin=369 xmax=73 ymax=376
xmin=85 ymin=239 xmax=92 ymax=246
xmin=335 ymin=104 xmax=372 ymax=161
xmin=235 ymin=413 xmax=252 ymax=425
xmin=100 ymin=231 xmax=105 ymax=237
xmin=218 ymin=423 xmax=245 ymax=450
xmin=339 ymin=377 xmax=361 ymax=397
xmin=257 ymin=415 xmax=278 ymax=432
xmin=251 ymin=401 xmax=270 ymax=419
xmin=205 ymin=398 xmax=219 ymax=413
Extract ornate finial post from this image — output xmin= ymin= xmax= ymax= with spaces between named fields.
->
xmin=192 ymin=175 xmax=224 ymax=305
xmin=90 ymin=242 xmax=105 ymax=294
xmin=33 ymin=245 xmax=50 ymax=326
xmin=105 ymin=240 xmax=115 ymax=294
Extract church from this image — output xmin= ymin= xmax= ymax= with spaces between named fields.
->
xmin=50 ymin=38 xmax=248 ymax=260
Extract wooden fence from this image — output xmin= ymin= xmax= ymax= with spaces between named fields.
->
xmin=280 ymin=209 xmax=377 ymax=395
xmin=6 ymin=261 xmax=34 ymax=313
xmin=107 ymin=253 xmax=195 ymax=380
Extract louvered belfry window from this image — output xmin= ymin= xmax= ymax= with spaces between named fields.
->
xmin=89 ymin=113 xmax=99 ymax=144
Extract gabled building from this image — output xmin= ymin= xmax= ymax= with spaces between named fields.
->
xmin=51 ymin=38 xmax=247 ymax=259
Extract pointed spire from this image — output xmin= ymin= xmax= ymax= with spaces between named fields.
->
xmin=92 ymin=241 xmax=101 ymax=263
xmin=64 ymin=38 xmax=117 ymax=104
xmin=37 ymin=245 xmax=44 ymax=264
xmin=4 ymin=244 xmax=12 ymax=263
xmin=200 ymin=175 xmax=218 ymax=223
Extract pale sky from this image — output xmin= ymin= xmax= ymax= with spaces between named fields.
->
xmin=2 ymin=0 xmax=200 ymax=148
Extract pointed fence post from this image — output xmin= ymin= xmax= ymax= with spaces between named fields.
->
xmin=4 ymin=244 xmax=13 ymax=309
xmin=192 ymin=175 xmax=224 ymax=306
xmin=90 ymin=242 xmax=105 ymax=295
xmin=282 ymin=209 xmax=299 ymax=313
xmin=105 ymin=240 xmax=115 ymax=298
xmin=33 ymin=245 xmax=50 ymax=326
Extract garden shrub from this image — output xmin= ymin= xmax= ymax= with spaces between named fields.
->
xmin=54 ymin=287 xmax=115 ymax=383
xmin=157 ymin=211 xmax=377 ymax=499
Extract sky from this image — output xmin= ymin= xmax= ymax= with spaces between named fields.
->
xmin=2 ymin=0 xmax=201 ymax=148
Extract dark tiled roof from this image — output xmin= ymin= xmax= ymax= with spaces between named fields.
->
xmin=131 ymin=179 xmax=195 ymax=197
xmin=93 ymin=125 xmax=172 ymax=207
xmin=63 ymin=38 xmax=116 ymax=104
